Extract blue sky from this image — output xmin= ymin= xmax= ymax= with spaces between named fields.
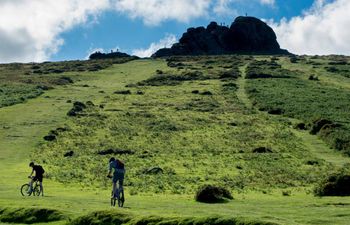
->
xmin=0 ymin=0 xmax=349 ymax=63
xmin=52 ymin=0 xmax=315 ymax=61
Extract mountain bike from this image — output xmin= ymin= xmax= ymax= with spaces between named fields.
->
xmin=20 ymin=177 xmax=42 ymax=196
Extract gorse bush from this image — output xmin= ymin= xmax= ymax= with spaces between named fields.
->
xmin=314 ymin=167 xmax=350 ymax=196
xmin=195 ymin=185 xmax=233 ymax=203
xmin=0 ymin=208 xmax=65 ymax=224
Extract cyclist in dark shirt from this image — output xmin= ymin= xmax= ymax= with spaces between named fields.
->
xmin=107 ymin=157 xmax=125 ymax=204
xmin=28 ymin=162 xmax=44 ymax=196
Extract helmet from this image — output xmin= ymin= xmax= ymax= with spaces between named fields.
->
xmin=109 ymin=157 xmax=115 ymax=163
xmin=29 ymin=162 xmax=34 ymax=167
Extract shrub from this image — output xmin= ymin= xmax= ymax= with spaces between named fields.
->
xmin=114 ymin=90 xmax=131 ymax=95
xmin=0 ymin=208 xmax=65 ymax=224
xmin=314 ymin=169 xmax=350 ymax=196
xmin=195 ymin=185 xmax=233 ymax=203
xmin=309 ymin=119 xmax=334 ymax=135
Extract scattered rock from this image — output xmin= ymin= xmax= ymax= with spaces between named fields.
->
xmin=114 ymin=90 xmax=131 ymax=95
xmin=43 ymin=134 xmax=56 ymax=142
xmin=156 ymin=70 xmax=163 ymax=74
xmin=252 ymin=147 xmax=273 ymax=153
xmin=136 ymin=90 xmax=144 ymax=95
xmin=308 ymin=75 xmax=319 ymax=81
xmin=306 ymin=160 xmax=319 ymax=165
xmin=295 ymin=123 xmax=307 ymax=130
xmin=228 ymin=122 xmax=238 ymax=126
xmin=200 ymin=91 xmax=213 ymax=96
xmin=195 ymin=185 xmax=233 ymax=203
xmin=64 ymin=151 xmax=74 ymax=157
xmin=267 ymin=108 xmax=283 ymax=115
xmin=192 ymin=90 xmax=200 ymax=94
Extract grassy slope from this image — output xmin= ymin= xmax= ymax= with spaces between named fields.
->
xmin=0 ymin=58 xmax=350 ymax=225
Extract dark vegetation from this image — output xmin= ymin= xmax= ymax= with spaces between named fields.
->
xmin=135 ymin=56 xmax=241 ymax=86
xmin=0 ymin=84 xmax=43 ymax=107
xmin=0 ymin=208 xmax=65 ymax=224
xmin=315 ymin=168 xmax=350 ymax=196
xmin=69 ymin=211 xmax=279 ymax=225
xmin=246 ymin=60 xmax=295 ymax=79
xmin=195 ymin=185 xmax=233 ymax=203
xmin=0 ymin=57 xmax=135 ymax=108
xmin=323 ymin=56 xmax=350 ymax=78
xmin=246 ymin=57 xmax=350 ymax=155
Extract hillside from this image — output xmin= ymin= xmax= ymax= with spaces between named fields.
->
xmin=1 ymin=55 xmax=350 ymax=225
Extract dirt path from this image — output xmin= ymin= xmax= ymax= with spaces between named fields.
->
xmin=236 ymin=64 xmax=350 ymax=168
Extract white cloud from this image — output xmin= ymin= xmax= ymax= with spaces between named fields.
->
xmin=113 ymin=0 xmax=211 ymax=26
xmin=271 ymin=0 xmax=350 ymax=55
xmin=214 ymin=0 xmax=238 ymax=15
xmin=259 ymin=0 xmax=275 ymax=6
xmin=0 ymin=0 xmax=110 ymax=63
xmin=132 ymin=34 xmax=177 ymax=58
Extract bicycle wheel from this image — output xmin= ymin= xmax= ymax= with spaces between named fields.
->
xmin=118 ymin=193 xmax=124 ymax=207
xmin=33 ymin=184 xmax=41 ymax=196
xmin=111 ymin=191 xmax=116 ymax=207
xmin=20 ymin=184 xmax=31 ymax=196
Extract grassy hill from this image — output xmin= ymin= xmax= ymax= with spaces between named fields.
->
xmin=1 ymin=55 xmax=350 ymax=225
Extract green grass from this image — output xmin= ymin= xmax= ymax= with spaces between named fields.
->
xmin=0 ymin=84 xmax=43 ymax=108
xmin=245 ymin=57 xmax=350 ymax=155
xmin=34 ymin=56 xmax=331 ymax=193
xmin=1 ymin=57 xmax=350 ymax=225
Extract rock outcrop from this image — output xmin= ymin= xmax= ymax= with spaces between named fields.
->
xmin=153 ymin=16 xmax=289 ymax=57
xmin=89 ymin=51 xmax=132 ymax=60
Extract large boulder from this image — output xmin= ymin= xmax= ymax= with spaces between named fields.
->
xmin=152 ymin=17 xmax=289 ymax=57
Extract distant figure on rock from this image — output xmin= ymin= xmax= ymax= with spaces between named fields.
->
xmin=28 ymin=162 xmax=45 ymax=196
xmin=107 ymin=157 xmax=125 ymax=206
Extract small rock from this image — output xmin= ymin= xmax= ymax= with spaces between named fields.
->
xmin=64 ymin=151 xmax=74 ymax=157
